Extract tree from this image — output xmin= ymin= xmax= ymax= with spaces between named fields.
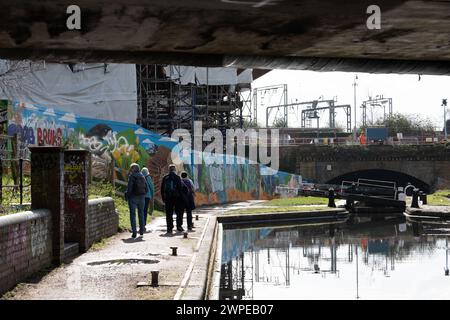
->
xmin=373 ymin=113 xmax=435 ymax=136
xmin=272 ymin=117 xmax=287 ymax=128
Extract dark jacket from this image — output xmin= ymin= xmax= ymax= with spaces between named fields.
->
xmin=161 ymin=172 xmax=183 ymax=203
xmin=181 ymin=178 xmax=196 ymax=210
xmin=125 ymin=171 xmax=146 ymax=199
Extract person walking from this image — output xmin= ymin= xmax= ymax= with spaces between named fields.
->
xmin=161 ymin=164 xmax=184 ymax=233
xmin=125 ymin=163 xmax=148 ymax=238
xmin=180 ymin=171 xmax=196 ymax=231
xmin=141 ymin=167 xmax=155 ymax=231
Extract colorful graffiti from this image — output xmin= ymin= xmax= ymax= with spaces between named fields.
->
xmin=7 ymin=101 xmax=302 ymax=205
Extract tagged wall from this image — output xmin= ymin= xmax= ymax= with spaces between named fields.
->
xmin=8 ymin=101 xmax=302 ymax=205
xmin=0 ymin=210 xmax=53 ymax=295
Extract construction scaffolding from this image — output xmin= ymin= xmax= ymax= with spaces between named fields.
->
xmin=136 ymin=64 xmax=253 ymax=135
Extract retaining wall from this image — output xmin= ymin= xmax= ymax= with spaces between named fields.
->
xmin=86 ymin=197 xmax=118 ymax=248
xmin=0 ymin=210 xmax=52 ymax=295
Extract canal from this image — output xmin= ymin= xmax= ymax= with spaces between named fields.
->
xmin=219 ymin=217 xmax=450 ymax=300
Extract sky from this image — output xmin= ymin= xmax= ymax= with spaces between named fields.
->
xmin=251 ymin=70 xmax=450 ymax=130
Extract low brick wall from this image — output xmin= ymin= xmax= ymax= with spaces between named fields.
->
xmin=86 ymin=197 xmax=118 ymax=248
xmin=0 ymin=210 xmax=52 ymax=295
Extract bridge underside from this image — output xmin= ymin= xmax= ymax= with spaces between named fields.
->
xmin=1 ymin=1 xmax=450 ymax=74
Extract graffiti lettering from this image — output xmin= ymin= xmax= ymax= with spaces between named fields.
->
xmin=37 ymin=127 xmax=62 ymax=146
xmin=66 ymin=184 xmax=84 ymax=199
xmin=80 ymin=131 xmax=130 ymax=154
xmin=31 ymin=219 xmax=48 ymax=258
xmin=8 ymin=124 xmax=35 ymax=145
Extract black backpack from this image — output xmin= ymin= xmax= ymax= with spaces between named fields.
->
xmin=133 ymin=175 xmax=148 ymax=196
xmin=164 ymin=174 xmax=179 ymax=198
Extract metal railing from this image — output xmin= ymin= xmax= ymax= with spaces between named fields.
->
xmin=340 ymin=178 xmax=397 ymax=199
xmin=1 ymin=158 xmax=31 ymax=207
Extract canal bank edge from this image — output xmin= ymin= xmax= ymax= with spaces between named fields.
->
xmin=205 ymin=208 xmax=349 ymax=299
xmin=174 ymin=215 xmax=219 ymax=300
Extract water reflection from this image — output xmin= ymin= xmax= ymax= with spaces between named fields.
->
xmin=219 ymin=217 xmax=450 ymax=300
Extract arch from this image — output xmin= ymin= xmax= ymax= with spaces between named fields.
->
xmin=326 ymin=169 xmax=431 ymax=193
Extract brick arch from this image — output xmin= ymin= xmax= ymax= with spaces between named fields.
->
xmin=325 ymin=168 xmax=431 ymax=193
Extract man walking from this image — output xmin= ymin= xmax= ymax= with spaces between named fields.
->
xmin=161 ymin=164 xmax=184 ymax=233
xmin=125 ymin=163 xmax=148 ymax=238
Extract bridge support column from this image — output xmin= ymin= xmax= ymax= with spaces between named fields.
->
xmin=30 ymin=147 xmax=65 ymax=265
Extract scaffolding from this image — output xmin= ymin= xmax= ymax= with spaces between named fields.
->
xmin=136 ymin=64 xmax=251 ymax=135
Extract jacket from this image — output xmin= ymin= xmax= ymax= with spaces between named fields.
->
xmin=125 ymin=172 xmax=146 ymax=199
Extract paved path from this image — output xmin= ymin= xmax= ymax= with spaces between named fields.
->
xmin=4 ymin=214 xmax=214 ymax=300
xmin=3 ymin=201 xmax=264 ymax=300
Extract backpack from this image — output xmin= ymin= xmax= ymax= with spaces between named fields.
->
xmin=164 ymin=174 xmax=178 ymax=198
xmin=133 ymin=174 xmax=148 ymax=196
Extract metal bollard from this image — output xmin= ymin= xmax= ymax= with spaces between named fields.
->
xmin=151 ymin=271 xmax=159 ymax=287
xmin=195 ymin=215 xmax=199 ymax=221
xmin=411 ymin=188 xmax=420 ymax=208
xmin=419 ymin=192 xmax=427 ymax=205
xmin=183 ymin=232 xmax=188 ymax=239
xmin=328 ymin=188 xmax=336 ymax=208
xmin=170 ymin=246 xmax=178 ymax=256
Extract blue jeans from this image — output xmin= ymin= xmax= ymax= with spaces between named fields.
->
xmin=128 ymin=195 xmax=145 ymax=234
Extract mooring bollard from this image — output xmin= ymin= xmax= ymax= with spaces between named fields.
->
xmin=151 ymin=271 xmax=159 ymax=287
xmin=183 ymin=232 xmax=188 ymax=239
xmin=195 ymin=215 xmax=199 ymax=221
xmin=328 ymin=188 xmax=336 ymax=208
xmin=170 ymin=246 xmax=178 ymax=256
xmin=419 ymin=192 xmax=427 ymax=205
xmin=411 ymin=188 xmax=420 ymax=208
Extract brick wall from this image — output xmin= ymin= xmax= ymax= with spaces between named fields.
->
xmin=86 ymin=197 xmax=118 ymax=248
xmin=0 ymin=210 xmax=52 ymax=295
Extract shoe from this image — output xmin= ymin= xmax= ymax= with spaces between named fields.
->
xmin=188 ymin=227 xmax=193 ymax=231
xmin=177 ymin=227 xmax=184 ymax=232
xmin=166 ymin=229 xmax=173 ymax=234
xmin=132 ymin=233 xmax=137 ymax=238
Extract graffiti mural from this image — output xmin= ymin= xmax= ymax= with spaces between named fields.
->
xmin=7 ymin=101 xmax=302 ymax=205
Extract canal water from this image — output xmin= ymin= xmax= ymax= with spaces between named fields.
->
xmin=219 ymin=217 xmax=450 ymax=300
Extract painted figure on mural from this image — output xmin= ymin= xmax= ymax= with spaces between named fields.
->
xmin=160 ymin=164 xmax=184 ymax=234
xmin=180 ymin=171 xmax=196 ymax=231
xmin=141 ymin=167 xmax=155 ymax=231
xmin=125 ymin=163 xmax=148 ymax=238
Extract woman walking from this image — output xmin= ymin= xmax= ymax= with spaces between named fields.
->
xmin=180 ymin=171 xmax=196 ymax=231
xmin=141 ymin=167 xmax=155 ymax=231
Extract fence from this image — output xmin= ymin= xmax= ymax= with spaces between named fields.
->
xmin=0 ymin=158 xmax=31 ymax=213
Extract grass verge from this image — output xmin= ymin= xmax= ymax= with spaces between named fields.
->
xmin=264 ymin=196 xmax=328 ymax=206
xmin=427 ymin=189 xmax=450 ymax=206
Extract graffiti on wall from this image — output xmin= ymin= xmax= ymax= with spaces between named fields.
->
xmin=7 ymin=101 xmax=302 ymax=205
xmin=31 ymin=218 xmax=49 ymax=258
